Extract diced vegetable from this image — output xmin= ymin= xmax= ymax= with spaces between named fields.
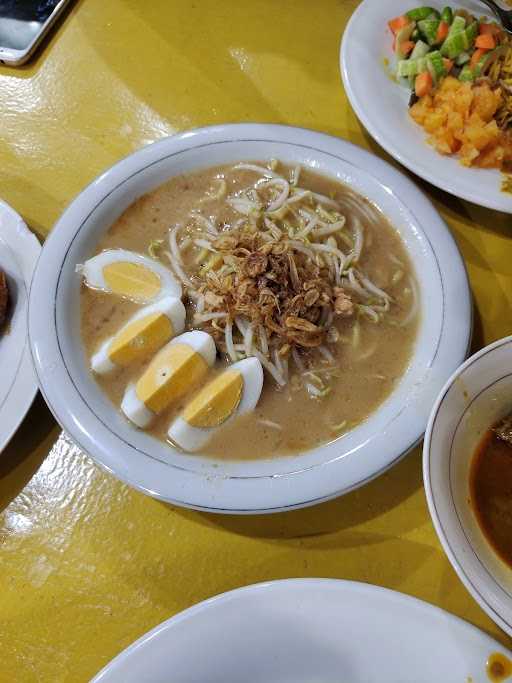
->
xmin=436 ymin=21 xmax=450 ymax=44
xmin=470 ymin=47 xmax=486 ymax=70
xmin=406 ymin=7 xmax=439 ymax=21
xmin=415 ymin=71 xmax=433 ymax=97
xmin=426 ymin=50 xmax=446 ymax=82
xmin=454 ymin=8 xmax=474 ymax=24
xmin=418 ymin=18 xmax=441 ymax=45
xmin=410 ymin=39 xmax=430 ymax=60
xmin=473 ymin=45 xmax=508 ymax=77
xmin=455 ymin=51 xmax=471 ymax=65
xmin=441 ymin=21 xmax=478 ymax=58
xmin=401 ymin=40 xmax=416 ymax=56
xmin=440 ymin=7 xmax=453 ymax=25
xmin=410 ymin=75 xmax=506 ymax=168
xmin=388 ymin=15 xmax=410 ymax=34
xmin=397 ymin=56 xmax=428 ymax=78
xmin=479 ymin=22 xmax=502 ymax=37
xmin=395 ymin=22 xmax=417 ymax=58
xmin=475 ymin=33 xmax=496 ymax=50
xmin=458 ymin=64 xmax=475 ymax=81
xmin=465 ymin=21 xmax=479 ymax=46
xmin=447 ymin=15 xmax=466 ymax=39
xmin=387 ymin=5 xmax=508 ymax=123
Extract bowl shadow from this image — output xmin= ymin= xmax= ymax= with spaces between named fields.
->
xmin=0 ymin=394 xmax=57 ymax=512
xmin=163 ymin=444 xmax=425 ymax=540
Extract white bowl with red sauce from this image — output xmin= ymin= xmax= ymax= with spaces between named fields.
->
xmin=424 ymin=334 xmax=512 ymax=636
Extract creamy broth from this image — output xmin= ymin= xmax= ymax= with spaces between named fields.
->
xmin=80 ymin=163 xmax=419 ymax=459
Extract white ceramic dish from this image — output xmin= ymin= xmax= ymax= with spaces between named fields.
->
xmin=424 ymin=335 xmax=512 ymax=636
xmin=0 ymin=199 xmax=40 ymax=453
xmin=29 ymin=123 xmax=471 ymax=513
xmin=92 ymin=578 xmax=511 ymax=683
xmin=340 ymin=0 xmax=511 ymax=213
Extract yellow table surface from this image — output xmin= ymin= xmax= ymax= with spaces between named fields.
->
xmin=1 ymin=1 xmax=512 ymax=680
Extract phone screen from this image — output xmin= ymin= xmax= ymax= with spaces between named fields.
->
xmin=0 ymin=0 xmax=62 ymax=50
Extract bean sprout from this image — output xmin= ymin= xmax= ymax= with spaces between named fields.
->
xmin=169 ymin=161 xmax=418 ymax=398
xmin=253 ymin=349 xmax=286 ymax=386
xmin=234 ymin=163 xmax=282 ymax=178
xmin=258 ymin=419 xmax=283 ymax=430
xmin=261 ymin=178 xmax=290 ymax=212
xmin=225 ymin=321 xmax=237 ymax=362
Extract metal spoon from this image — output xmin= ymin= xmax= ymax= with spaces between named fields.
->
xmin=478 ymin=0 xmax=512 ymax=33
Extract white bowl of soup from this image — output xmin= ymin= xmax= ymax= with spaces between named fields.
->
xmin=424 ymin=335 xmax=512 ymax=636
xmin=29 ymin=124 xmax=471 ymax=513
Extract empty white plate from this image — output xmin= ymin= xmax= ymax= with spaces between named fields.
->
xmin=92 ymin=579 xmax=511 ymax=683
xmin=0 ymin=199 xmax=40 ymax=453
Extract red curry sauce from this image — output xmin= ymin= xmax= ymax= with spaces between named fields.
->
xmin=470 ymin=425 xmax=512 ymax=569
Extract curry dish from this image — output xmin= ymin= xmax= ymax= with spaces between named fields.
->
xmin=80 ymin=161 xmax=419 ymax=459
xmin=470 ymin=413 xmax=512 ymax=568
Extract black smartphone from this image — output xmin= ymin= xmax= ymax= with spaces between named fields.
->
xmin=0 ymin=0 xmax=72 ymax=65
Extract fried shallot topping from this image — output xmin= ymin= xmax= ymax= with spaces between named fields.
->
xmin=196 ymin=227 xmax=353 ymax=353
xmin=163 ymin=161 xmax=402 ymax=392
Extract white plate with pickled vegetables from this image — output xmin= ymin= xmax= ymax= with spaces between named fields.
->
xmin=28 ymin=124 xmax=470 ymax=513
xmin=341 ymin=0 xmax=512 ymax=212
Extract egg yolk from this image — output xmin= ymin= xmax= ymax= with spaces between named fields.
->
xmin=108 ymin=312 xmax=173 ymax=367
xmin=103 ymin=261 xmax=161 ymax=300
xmin=183 ymin=370 xmax=243 ymax=428
xmin=136 ymin=343 xmax=208 ymax=414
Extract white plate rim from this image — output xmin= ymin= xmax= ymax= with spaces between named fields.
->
xmin=340 ymin=0 xmax=512 ymax=213
xmin=28 ymin=123 xmax=472 ymax=513
xmin=91 ymin=577 xmax=511 ymax=682
xmin=0 ymin=198 xmax=40 ymax=453
xmin=424 ymin=334 xmax=512 ymax=637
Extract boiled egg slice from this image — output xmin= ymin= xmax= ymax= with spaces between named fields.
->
xmin=121 ymin=330 xmax=216 ymax=428
xmin=168 ymin=356 xmax=263 ymax=452
xmin=79 ymin=249 xmax=181 ymax=303
xmin=91 ymin=296 xmax=186 ymax=374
